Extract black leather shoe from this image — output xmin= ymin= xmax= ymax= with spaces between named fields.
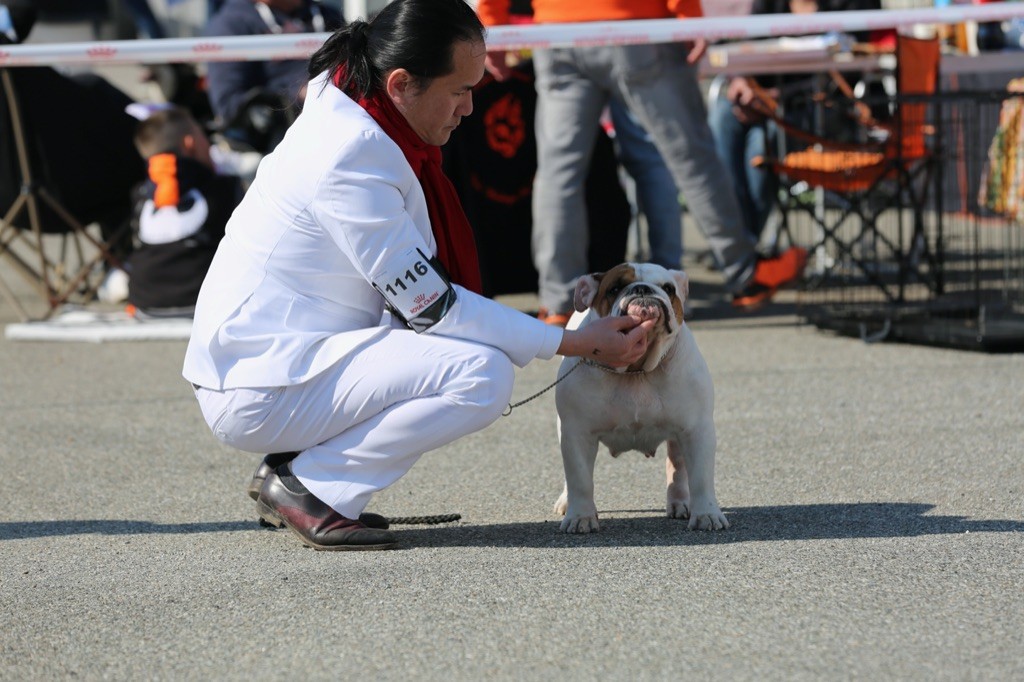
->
xmin=247 ymin=452 xmax=298 ymax=500
xmin=248 ymin=453 xmax=389 ymax=530
xmin=256 ymin=468 xmax=398 ymax=551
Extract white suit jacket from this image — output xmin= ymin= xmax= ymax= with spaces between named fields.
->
xmin=183 ymin=72 xmax=562 ymax=390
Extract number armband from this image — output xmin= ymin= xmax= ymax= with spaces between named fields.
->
xmin=372 ymin=248 xmax=457 ymax=333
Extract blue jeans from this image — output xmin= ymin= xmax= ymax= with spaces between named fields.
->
xmin=707 ymin=94 xmax=776 ymax=239
xmin=531 ymin=44 xmax=757 ymax=313
xmin=609 ymin=100 xmax=683 ymax=269
xmin=123 ymin=0 xmax=166 ymax=39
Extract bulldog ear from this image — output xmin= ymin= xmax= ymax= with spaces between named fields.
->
xmin=672 ymin=270 xmax=689 ymax=300
xmin=573 ymin=273 xmax=603 ymax=312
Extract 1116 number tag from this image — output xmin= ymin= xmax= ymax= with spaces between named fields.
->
xmin=372 ymin=248 xmax=456 ymax=332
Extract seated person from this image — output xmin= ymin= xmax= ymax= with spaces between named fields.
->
xmin=124 ymin=106 xmax=243 ymax=316
xmin=203 ymin=0 xmax=344 ymax=153
xmin=708 ymin=0 xmax=884 ymax=240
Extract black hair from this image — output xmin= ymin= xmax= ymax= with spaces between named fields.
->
xmin=134 ymin=106 xmax=198 ymax=158
xmin=307 ymin=0 xmax=484 ymax=100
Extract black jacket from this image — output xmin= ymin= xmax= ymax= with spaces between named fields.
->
xmin=126 ymin=156 xmax=242 ymax=311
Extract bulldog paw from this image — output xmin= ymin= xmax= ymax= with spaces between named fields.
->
xmin=686 ymin=503 xmax=729 ymax=531
xmin=559 ymin=513 xmax=600 ymax=534
xmin=666 ymin=500 xmax=690 ymax=519
xmin=553 ymin=490 xmax=568 ymax=517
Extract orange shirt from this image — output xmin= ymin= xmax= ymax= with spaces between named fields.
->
xmin=476 ymin=0 xmax=704 ymax=27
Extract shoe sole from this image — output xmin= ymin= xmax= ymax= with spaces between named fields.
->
xmin=732 ymin=289 xmax=775 ymax=311
xmin=256 ymin=500 xmax=398 ymax=552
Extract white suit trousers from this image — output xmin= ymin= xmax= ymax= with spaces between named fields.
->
xmin=194 ymin=328 xmax=515 ymax=518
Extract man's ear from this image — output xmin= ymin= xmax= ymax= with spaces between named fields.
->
xmin=573 ymin=273 xmax=603 ymax=312
xmin=385 ymin=68 xmax=415 ymax=107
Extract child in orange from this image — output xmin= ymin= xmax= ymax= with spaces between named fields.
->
xmin=125 ymin=106 xmax=242 ymax=316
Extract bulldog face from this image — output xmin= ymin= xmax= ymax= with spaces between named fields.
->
xmin=573 ymin=263 xmax=689 ymax=372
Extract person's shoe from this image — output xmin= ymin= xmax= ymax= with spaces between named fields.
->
xmin=247 ymin=452 xmax=299 ymax=501
xmin=731 ymin=247 xmax=808 ymax=310
xmin=256 ymin=467 xmax=398 ymax=551
xmin=753 ymin=247 xmax=808 ymax=289
xmin=537 ymin=307 xmax=571 ymax=327
xmin=97 ymin=267 xmax=129 ymax=304
xmin=731 ymin=282 xmax=776 ymax=310
xmin=249 ymin=453 xmax=389 ymax=530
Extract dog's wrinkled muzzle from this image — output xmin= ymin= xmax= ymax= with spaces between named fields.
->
xmin=624 ymin=297 xmax=663 ymax=320
xmin=618 ymin=295 xmax=673 ymax=336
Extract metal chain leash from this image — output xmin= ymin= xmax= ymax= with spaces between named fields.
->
xmin=580 ymin=358 xmax=648 ymax=375
xmin=257 ymin=360 xmax=647 ymax=529
xmin=259 ymin=513 xmax=462 ymax=528
xmin=502 ymin=358 xmax=585 ymax=416
xmin=332 ymin=358 xmax=649 ymax=530
xmin=502 ymin=358 xmax=647 ymax=416
xmin=385 ymin=514 xmax=462 ymax=525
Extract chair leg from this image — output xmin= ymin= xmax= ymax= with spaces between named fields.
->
xmin=0 ymin=270 xmax=30 ymax=321
xmin=1 ymin=68 xmax=132 ymax=320
xmin=790 ymin=184 xmax=908 ymax=303
xmin=759 ymin=203 xmax=789 ymax=257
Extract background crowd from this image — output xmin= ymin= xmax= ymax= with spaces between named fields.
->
xmin=5 ymin=0 xmax=1015 ymax=319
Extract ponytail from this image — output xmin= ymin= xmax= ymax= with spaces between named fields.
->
xmin=307 ymin=0 xmax=484 ymax=101
xmin=308 ymin=21 xmax=379 ymax=99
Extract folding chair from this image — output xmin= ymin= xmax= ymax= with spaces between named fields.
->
xmin=0 ymin=64 xmax=145 ymax=320
xmin=750 ymin=34 xmax=942 ymax=304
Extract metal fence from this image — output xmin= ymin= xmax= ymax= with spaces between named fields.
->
xmin=790 ymin=89 xmax=1024 ymax=352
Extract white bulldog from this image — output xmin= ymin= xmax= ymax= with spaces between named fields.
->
xmin=553 ymin=262 xmax=729 ymax=533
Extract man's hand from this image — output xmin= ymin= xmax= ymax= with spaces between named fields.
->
xmin=686 ymin=38 xmax=708 ymax=65
xmin=727 ymin=77 xmax=755 ymax=107
xmin=728 ymin=77 xmax=778 ymax=125
xmin=728 ymin=77 xmax=760 ymax=125
xmin=557 ymin=315 xmax=656 ymax=368
xmin=484 ymin=50 xmax=512 ymax=81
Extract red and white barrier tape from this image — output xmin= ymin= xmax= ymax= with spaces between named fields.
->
xmin=0 ymin=5 xmax=1022 ymax=67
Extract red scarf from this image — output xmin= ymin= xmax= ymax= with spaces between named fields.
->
xmin=335 ymin=72 xmax=482 ymax=294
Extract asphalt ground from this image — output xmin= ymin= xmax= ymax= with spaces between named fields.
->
xmin=3 ymin=24 xmax=1022 ymax=680
xmin=2 ymin=236 xmax=1022 ymax=680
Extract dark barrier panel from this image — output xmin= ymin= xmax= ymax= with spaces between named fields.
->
xmin=792 ymin=90 xmax=1024 ymax=352
xmin=443 ymin=61 xmax=630 ymax=298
